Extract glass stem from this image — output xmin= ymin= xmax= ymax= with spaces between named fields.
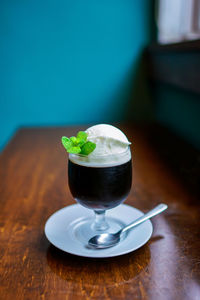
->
xmin=92 ymin=210 xmax=109 ymax=231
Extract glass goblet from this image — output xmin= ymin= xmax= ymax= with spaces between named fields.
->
xmin=68 ymin=147 xmax=132 ymax=243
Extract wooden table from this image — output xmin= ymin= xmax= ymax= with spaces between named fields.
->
xmin=0 ymin=124 xmax=200 ymax=300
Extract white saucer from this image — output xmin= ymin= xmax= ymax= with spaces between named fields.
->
xmin=44 ymin=204 xmax=153 ymax=258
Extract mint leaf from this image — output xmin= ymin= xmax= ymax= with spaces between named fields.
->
xmin=76 ymin=131 xmax=87 ymax=146
xmin=80 ymin=141 xmax=96 ymax=155
xmin=61 ymin=131 xmax=96 ymax=155
xmin=67 ymin=146 xmax=81 ymax=154
xmin=77 ymin=131 xmax=87 ymax=142
xmin=70 ymin=136 xmax=78 ymax=145
xmin=62 ymin=136 xmax=81 ymax=153
xmin=62 ymin=136 xmax=73 ymax=150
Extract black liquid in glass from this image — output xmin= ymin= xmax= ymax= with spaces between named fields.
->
xmin=68 ymin=159 xmax=132 ymax=210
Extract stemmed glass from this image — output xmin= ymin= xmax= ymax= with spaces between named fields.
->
xmin=68 ymin=147 xmax=132 ymax=243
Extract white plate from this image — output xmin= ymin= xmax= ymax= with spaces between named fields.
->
xmin=44 ymin=204 xmax=153 ymax=258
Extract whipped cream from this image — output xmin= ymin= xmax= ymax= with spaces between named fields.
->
xmin=69 ymin=124 xmax=131 ymax=167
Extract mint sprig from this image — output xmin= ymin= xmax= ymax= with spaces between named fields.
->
xmin=61 ymin=131 xmax=96 ymax=155
xmin=80 ymin=141 xmax=96 ymax=155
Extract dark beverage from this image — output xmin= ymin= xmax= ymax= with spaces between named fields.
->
xmin=68 ymin=159 xmax=132 ymax=210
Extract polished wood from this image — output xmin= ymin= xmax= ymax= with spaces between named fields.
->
xmin=146 ymin=40 xmax=200 ymax=94
xmin=0 ymin=124 xmax=200 ymax=300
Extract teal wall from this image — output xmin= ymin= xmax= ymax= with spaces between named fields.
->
xmin=155 ymin=84 xmax=200 ymax=149
xmin=0 ymin=0 xmax=151 ymax=150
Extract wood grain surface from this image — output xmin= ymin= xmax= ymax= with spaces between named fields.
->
xmin=0 ymin=124 xmax=200 ymax=300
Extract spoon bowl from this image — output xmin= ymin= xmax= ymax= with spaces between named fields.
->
xmin=89 ymin=232 xmax=121 ymax=249
xmin=88 ymin=203 xmax=168 ymax=249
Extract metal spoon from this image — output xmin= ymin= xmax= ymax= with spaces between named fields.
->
xmin=88 ymin=203 xmax=168 ymax=249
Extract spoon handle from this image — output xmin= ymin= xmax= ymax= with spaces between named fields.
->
xmin=121 ymin=203 xmax=168 ymax=234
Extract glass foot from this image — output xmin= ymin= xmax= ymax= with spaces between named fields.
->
xmin=68 ymin=216 xmax=127 ymax=245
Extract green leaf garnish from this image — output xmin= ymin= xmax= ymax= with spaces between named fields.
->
xmin=69 ymin=136 xmax=77 ymax=144
xmin=62 ymin=136 xmax=73 ymax=150
xmin=80 ymin=141 xmax=96 ymax=155
xmin=77 ymin=131 xmax=87 ymax=142
xmin=61 ymin=131 xmax=96 ymax=155
xmin=67 ymin=146 xmax=81 ymax=154
xmin=76 ymin=131 xmax=87 ymax=147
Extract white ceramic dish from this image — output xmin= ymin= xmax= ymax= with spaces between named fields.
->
xmin=44 ymin=204 xmax=153 ymax=258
